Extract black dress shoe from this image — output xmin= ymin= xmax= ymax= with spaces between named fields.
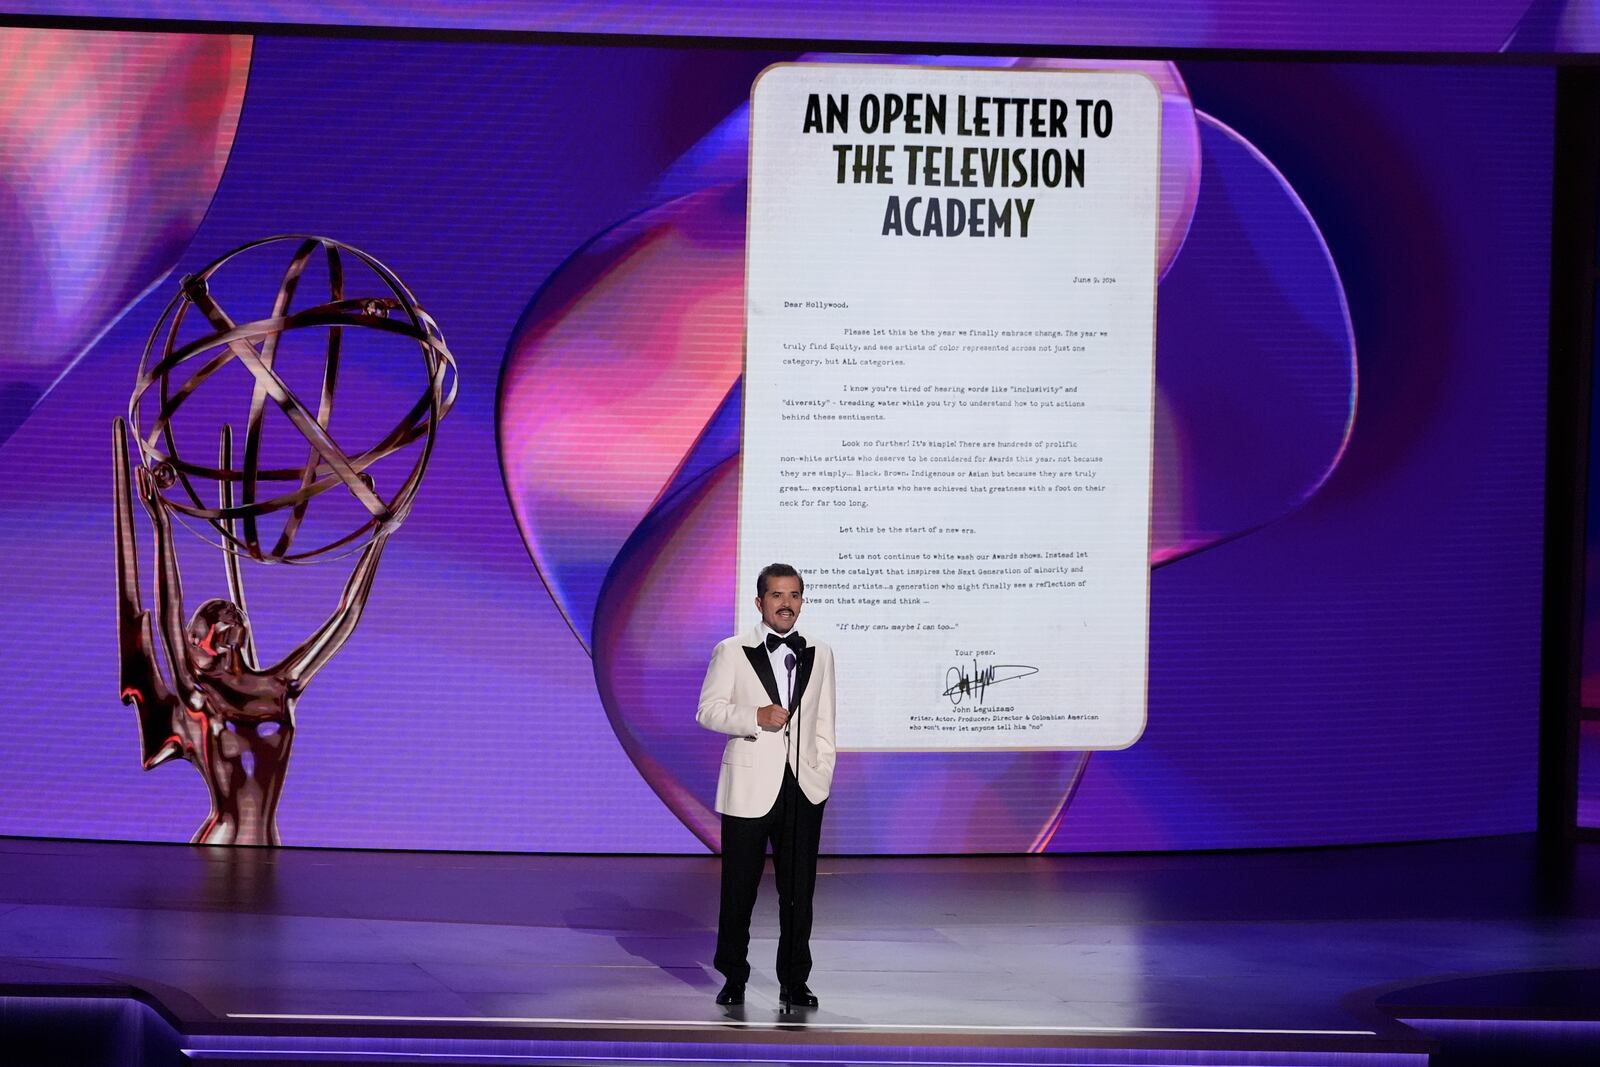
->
xmin=715 ymin=980 xmax=745 ymax=1005
xmin=778 ymin=984 xmax=818 ymax=1009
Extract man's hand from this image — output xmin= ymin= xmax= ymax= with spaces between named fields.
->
xmin=757 ymin=704 xmax=790 ymax=731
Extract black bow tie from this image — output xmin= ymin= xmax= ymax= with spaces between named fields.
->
xmin=765 ymin=632 xmax=806 ymax=653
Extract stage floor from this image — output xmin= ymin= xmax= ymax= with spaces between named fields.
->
xmin=2 ymin=834 xmax=1598 ymax=1064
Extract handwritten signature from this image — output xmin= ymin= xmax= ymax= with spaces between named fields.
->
xmin=942 ymin=660 xmax=1040 ymax=705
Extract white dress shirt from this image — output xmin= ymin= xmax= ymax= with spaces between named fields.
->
xmin=761 ymin=624 xmax=804 ymax=708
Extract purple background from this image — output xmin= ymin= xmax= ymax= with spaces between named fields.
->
xmin=5 ymin=0 xmax=1600 ymax=54
xmin=1583 ymin=722 xmax=1600 ymax=828
xmin=0 ymin=33 xmax=1553 ymax=852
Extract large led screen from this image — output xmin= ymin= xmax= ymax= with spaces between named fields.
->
xmin=0 ymin=28 xmax=1551 ymax=853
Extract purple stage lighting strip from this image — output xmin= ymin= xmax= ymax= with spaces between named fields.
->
xmin=1396 ymin=1017 xmax=1600 ymax=1066
xmin=1 ymin=0 xmax=1593 ymax=55
xmin=223 ymin=1012 xmax=1377 ymax=1035
xmin=185 ymin=1054 xmax=1423 ymax=1067
xmin=189 ymin=1033 xmax=1423 ymax=1067
xmin=191 ymin=1017 xmax=1422 ymax=1067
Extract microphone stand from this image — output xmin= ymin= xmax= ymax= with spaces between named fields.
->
xmin=783 ymin=650 xmax=800 ymax=1006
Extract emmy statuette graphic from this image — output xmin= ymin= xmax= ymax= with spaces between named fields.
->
xmin=114 ymin=236 xmax=456 ymax=845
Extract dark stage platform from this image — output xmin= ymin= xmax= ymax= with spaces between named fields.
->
xmin=2 ymin=835 xmax=1598 ymax=1066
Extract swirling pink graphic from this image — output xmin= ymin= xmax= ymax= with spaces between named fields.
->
xmin=0 ymin=28 xmax=251 ymax=445
xmin=499 ymin=59 xmax=1357 ymax=852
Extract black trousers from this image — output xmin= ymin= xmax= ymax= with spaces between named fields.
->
xmin=714 ymin=765 xmax=826 ymax=987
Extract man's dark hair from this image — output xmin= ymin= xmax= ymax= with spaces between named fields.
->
xmin=756 ymin=562 xmax=804 ymax=597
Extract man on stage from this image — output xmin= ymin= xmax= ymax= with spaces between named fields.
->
xmin=696 ymin=562 xmax=836 ymax=1009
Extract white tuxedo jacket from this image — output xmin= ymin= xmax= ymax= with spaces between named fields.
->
xmin=696 ymin=623 xmax=836 ymax=817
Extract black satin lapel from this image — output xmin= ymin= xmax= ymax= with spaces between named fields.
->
xmin=742 ymin=644 xmax=783 ymax=707
xmin=789 ymin=646 xmax=817 ymax=711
